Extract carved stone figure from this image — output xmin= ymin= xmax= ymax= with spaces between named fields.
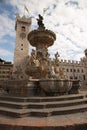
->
xmin=30 ymin=49 xmax=37 ymax=66
xmin=54 ymin=52 xmax=60 ymax=66
xmin=55 ymin=52 xmax=60 ymax=60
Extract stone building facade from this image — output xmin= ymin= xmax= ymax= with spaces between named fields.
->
xmin=59 ymin=49 xmax=87 ymax=89
xmin=0 ymin=59 xmax=13 ymax=81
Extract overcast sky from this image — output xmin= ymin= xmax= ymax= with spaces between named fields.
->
xmin=0 ymin=0 xmax=87 ymax=62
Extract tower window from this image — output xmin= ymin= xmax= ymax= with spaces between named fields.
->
xmin=21 ymin=26 xmax=26 ymax=31
xmin=21 ymin=44 xmax=23 ymax=46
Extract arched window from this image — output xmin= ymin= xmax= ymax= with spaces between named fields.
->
xmin=75 ymin=76 xmax=78 ymax=79
xmin=21 ymin=26 xmax=26 ymax=31
xmin=70 ymin=69 xmax=72 ymax=72
xmin=21 ymin=44 xmax=23 ymax=46
xmin=82 ymin=69 xmax=84 ymax=73
xmin=83 ymin=75 xmax=85 ymax=80
xmin=70 ymin=76 xmax=73 ymax=79
xmin=77 ymin=69 xmax=79 ymax=72
xmin=74 ymin=69 xmax=76 ymax=72
xmin=66 ymin=68 xmax=69 ymax=72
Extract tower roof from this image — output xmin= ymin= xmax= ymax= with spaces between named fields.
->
xmin=15 ymin=14 xmax=32 ymax=30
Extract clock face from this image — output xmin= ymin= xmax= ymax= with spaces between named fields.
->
xmin=20 ymin=33 xmax=26 ymax=39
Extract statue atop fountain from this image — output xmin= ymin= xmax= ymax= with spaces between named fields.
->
xmin=37 ymin=14 xmax=45 ymax=30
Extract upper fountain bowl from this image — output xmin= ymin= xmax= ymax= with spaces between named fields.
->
xmin=28 ymin=29 xmax=56 ymax=48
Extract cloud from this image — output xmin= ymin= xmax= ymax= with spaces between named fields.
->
xmin=0 ymin=48 xmax=13 ymax=57
xmin=65 ymin=1 xmax=79 ymax=8
xmin=0 ymin=13 xmax=15 ymax=38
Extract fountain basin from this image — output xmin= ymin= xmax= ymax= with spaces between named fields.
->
xmin=68 ymin=80 xmax=81 ymax=94
xmin=39 ymin=79 xmax=72 ymax=95
xmin=28 ymin=29 xmax=56 ymax=48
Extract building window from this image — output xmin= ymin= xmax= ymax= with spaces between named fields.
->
xmin=75 ymin=76 xmax=78 ymax=79
xmin=70 ymin=69 xmax=72 ymax=72
xmin=21 ymin=48 xmax=23 ymax=50
xmin=21 ymin=44 xmax=23 ymax=46
xmin=20 ymin=76 xmax=23 ymax=79
xmin=77 ymin=69 xmax=79 ymax=72
xmin=66 ymin=69 xmax=69 ymax=72
xmin=70 ymin=76 xmax=73 ymax=79
xmin=83 ymin=75 xmax=85 ymax=80
xmin=82 ymin=69 xmax=83 ymax=72
xmin=74 ymin=69 xmax=76 ymax=72
xmin=2 ymin=71 xmax=5 ymax=73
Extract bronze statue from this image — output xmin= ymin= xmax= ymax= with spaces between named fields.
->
xmin=37 ymin=14 xmax=45 ymax=29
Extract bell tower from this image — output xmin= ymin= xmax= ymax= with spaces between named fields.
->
xmin=13 ymin=14 xmax=32 ymax=75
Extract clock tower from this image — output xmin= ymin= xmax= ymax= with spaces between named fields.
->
xmin=13 ymin=14 xmax=32 ymax=78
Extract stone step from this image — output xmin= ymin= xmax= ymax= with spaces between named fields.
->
xmin=0 ymin=98 xmax=87 ymax=109
xmin=0 ymin=107 xmax=30 ymax=118
xmin=30 ymin=104 xmax=87 ymax=117
xmin=0 ymin=104 xmax=87 ymax=118
xmin=0 ymin=93 xmax=86 ymax=102
xmin=0 ymin=93 xmax=87 ymax=118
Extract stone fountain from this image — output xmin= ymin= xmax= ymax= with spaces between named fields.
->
xmin=25 ymin=14 xmax=75 ymax=96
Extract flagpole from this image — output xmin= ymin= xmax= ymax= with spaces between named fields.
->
xmin=24 ymin=6 xmax=25 ymax=16
xmin=24 ymin=5 xmax=29 ymax=16
xmin=43 ymin=7 xmax=49 ymax=16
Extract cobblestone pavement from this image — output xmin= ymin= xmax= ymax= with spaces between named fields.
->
xmin=0 ymin=112 xmax=87 ymax=127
